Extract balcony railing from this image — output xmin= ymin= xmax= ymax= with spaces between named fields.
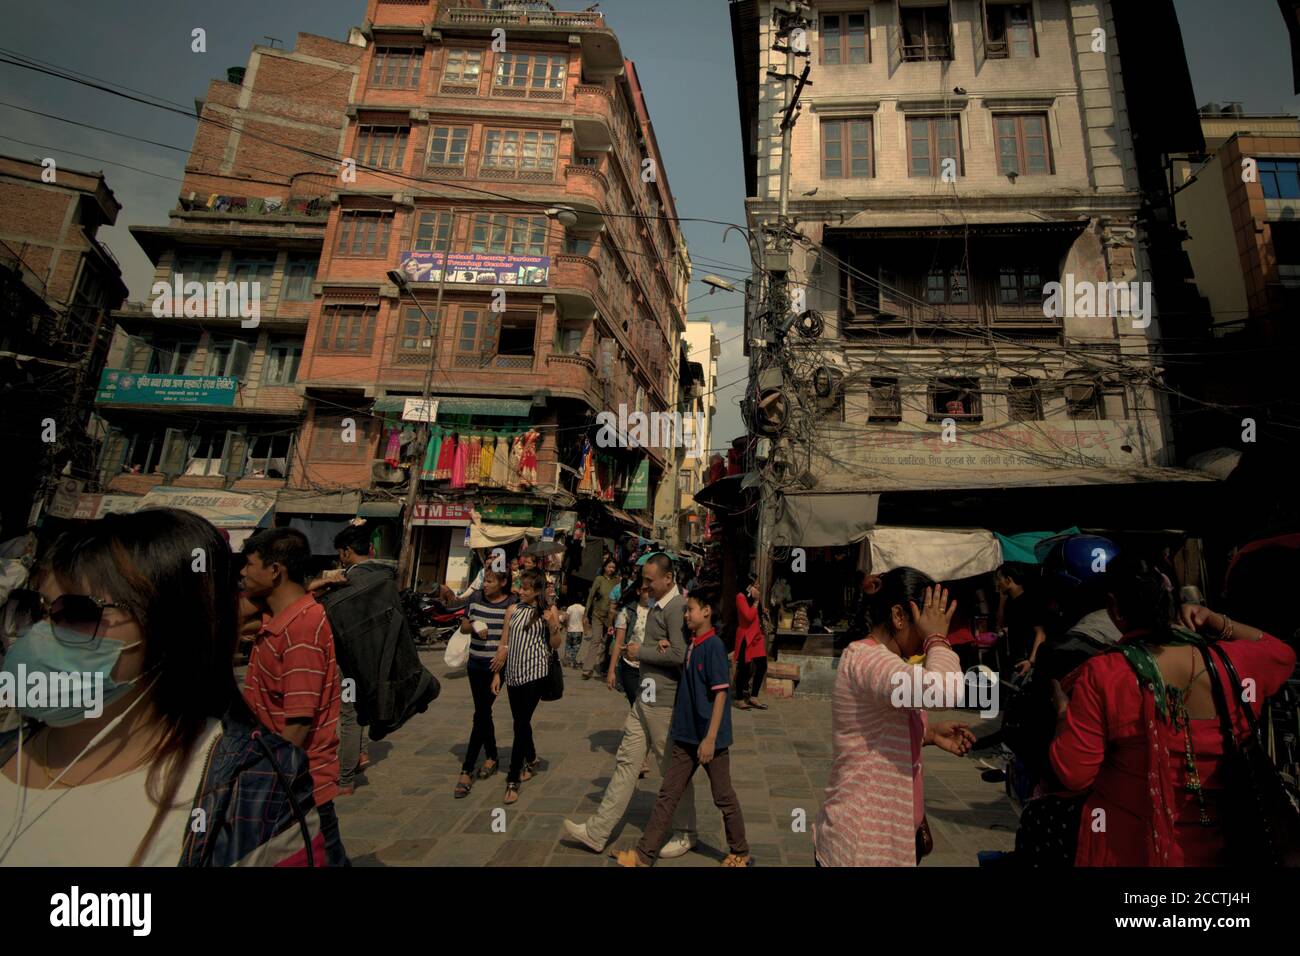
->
xmin=441 ymin=7 xmax=605 ymax=29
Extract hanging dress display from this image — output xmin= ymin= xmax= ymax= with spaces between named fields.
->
xmin=520 ymin=429 xmax=538 ymax=487
xmin=577 ymin=436 xmax=596 ymax=496
xmin=464 ymin=434 xmax=481 ymax=487
xmin=421 ymin=426 xmax=443 ymax=481
xmin=434 ymin=431 xmax=456 ymax=481
xmin=451 ymin=433 xmax=467 ymax=488
xmin=506 ymin=433 xmax=525 ymax=492
xmin=478 ymin=433 xmax=495 ymax=485
xmin=490 ymin=433 xmax=510 ymax=487
xmin=383 ymin=426 xmax=401 ymax=467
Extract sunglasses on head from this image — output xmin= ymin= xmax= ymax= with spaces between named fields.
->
xmin=3 ymin=588 xmax=125 ymax=643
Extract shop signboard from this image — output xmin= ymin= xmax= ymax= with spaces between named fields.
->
xmin=479 ymin=504 xmax=536 ymax=525
xmin=96 ymin=368 xmax=237 ymax=407
xmin=622 ymin=459 xmax=650 ymax=510
xmin=413 ymin=501 xmax=475 ymax=526
xmin=402 ymin=398 xmax=439 ymax=423
xmin=397 ymin=251 xmax=550 ymax=287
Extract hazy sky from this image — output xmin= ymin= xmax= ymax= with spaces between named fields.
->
xmin=1 ymin=0 xmax=1297 ymax=449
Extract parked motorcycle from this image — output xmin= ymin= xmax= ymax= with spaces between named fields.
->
xmin=400 ymin=588 xmax=465 ymax=646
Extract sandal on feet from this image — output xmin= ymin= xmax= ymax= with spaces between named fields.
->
xmin=524 ymin=757 xmax=541 ymax=775
xmin=749 ymin=700 xmax=769 ymax=710
xmin=454 ymin=774 xmax=473 ymax=799
xmin=477 ymin=760 xmax=499 ymax=780
xmin=735 ymin=699 xmax=751 ymax=710
xmin=721 ymin=852 xmax=753 ymax=867
xmin=504 ymin=782 xmax=521 ymax=804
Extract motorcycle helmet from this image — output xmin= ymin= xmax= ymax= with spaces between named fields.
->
xmin=1038 ymin=534 xmax=1120 ymax=589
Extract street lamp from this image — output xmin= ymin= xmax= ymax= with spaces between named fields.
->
xmin=393 ymin=208 xmax=458 ymax=587
xmin=701 ymin=274 xmax=738 ymax=294
xmin=546 ymin=205 xmax=580 ymax=227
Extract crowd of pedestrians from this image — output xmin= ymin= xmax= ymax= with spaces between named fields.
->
xmin=1 ymin=508 xmax=1295 ymax=870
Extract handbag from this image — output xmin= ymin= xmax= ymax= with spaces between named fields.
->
xmin=915 ymin=816 xmax=934 ymax=864
xmin=540 ymin=641 xmax=564 ymax=702
xmin=444 ymin=630 xmax=469 ymax=669
xmin=1199 ymin=642 xmax=1300 ymax=866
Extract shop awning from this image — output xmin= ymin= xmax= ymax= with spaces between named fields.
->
xmin=372 ymin=395 xmax=532 ymax=417
xmin=466 ymin=522 xmax=543 ymax=549
xmin=867 ymin=527 xmax=1003 ymax=581
xmin=357 ymin=501 xmax=403 ymax=518
xmin=274 ymin=491 xmax=361 ymax=516
xmin=771 ymin=492 xmax=880 ymax=548
xmin=133 ymin=487 xmax=275 ymax=529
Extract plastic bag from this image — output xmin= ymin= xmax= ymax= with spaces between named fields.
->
xmin=444 ymin=631 xmax=470 ymax=669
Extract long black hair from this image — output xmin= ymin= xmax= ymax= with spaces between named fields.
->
xmin=860 ymin=567 xmax=938 ymax=635
xmin=516 ymin=568 xmax=548 ymax=625
xmin=41 ymin=507 xmax=244 ymax=864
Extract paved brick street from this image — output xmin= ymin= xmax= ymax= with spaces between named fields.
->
xmin=334 ymin=649 xmax=1019 ymax=866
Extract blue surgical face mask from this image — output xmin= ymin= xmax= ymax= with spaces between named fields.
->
xmin=1 ymin=620 xmax=143 ymax=726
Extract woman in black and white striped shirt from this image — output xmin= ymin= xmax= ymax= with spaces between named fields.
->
xmin=494 ymin=568 xmax=564 ymax=804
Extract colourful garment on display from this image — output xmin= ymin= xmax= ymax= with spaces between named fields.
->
xmin=421 ymin=427 xmax=442 ymax=480
xmin=520 ymin=430 xmax=538 ymax=487
xmin=434 ymin=432 xmax=456 ymax=481
xmin=490 ymin=434 xmax=510 ymax=487
xmin=506 ymin=433 xmax=524 ymax=492
xmin=384 ymin=426 xmax=401 ymax=467
xmin=451 ymin=434 xmax=467 ymax=488
xmin=577 ymin=437 xmax=596 ymax=495
xmin=464 ymin=435 xmax=481 ymax=487
xmin=479 ymin=434 xmax=495 ymax=485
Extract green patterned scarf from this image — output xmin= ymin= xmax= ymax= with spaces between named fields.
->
xmin=1112 ymin=626 xmax=1209 ymax=721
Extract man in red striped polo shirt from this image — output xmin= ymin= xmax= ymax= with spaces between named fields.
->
xmin=240 ymin=527 xmax=347 ymax=866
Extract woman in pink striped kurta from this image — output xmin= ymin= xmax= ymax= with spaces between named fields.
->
xmin=814 ymin=569 xmax=976 ymax=867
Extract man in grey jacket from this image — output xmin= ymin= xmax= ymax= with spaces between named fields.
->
xmin=563 ymin=553 xmax=697 ymax=857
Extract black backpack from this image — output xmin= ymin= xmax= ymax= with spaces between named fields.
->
xmin=318 ymin=564 xmax=439 ymax=741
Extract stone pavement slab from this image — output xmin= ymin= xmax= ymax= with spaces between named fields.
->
xmin=335 ymin=650 xmax=1018 ymax=867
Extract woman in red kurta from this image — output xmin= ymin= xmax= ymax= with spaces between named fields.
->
xmin=1049 ymin=559 xmax=1295 ymax=867
xmin=734 ymin=578 xmax=768 ymax=709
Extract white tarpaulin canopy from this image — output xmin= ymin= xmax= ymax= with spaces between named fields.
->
xmin=867 ymin=527 xmax=1003 ymax=581
xmin=465 ymin=520 xmax=542 ymax=550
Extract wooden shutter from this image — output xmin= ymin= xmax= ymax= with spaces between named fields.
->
xmin=889 ymin=0 xmax=903 ymax=71
xmin=974 ymin=0 xmax=988 ymax=66
xmin=228 ymin=339 xmax=252 ymax=380
xmin=159 ymin=428 xmax=188 ymax=476
xmin=220 ymin=430 xmax=248 ymax=479
xmin=98 ymin=431 xmax=128 ymax=485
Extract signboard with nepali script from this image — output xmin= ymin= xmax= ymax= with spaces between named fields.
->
xmin=96 ymin=368 xmax=237 ymax=407
xmin=396 ymin=251 xmax=550 ymax=287
xmin=134 ymin=487 xmax=275 ymax=528
xmin=412 ymin=502 xmax=476 ymax=526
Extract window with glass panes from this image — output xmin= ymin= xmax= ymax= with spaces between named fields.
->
xmin=426 ymin=126 xmax=470 ymax=169
xmin=371 ymin=47 xmax=423 ymax=89
xmin=318 ymin=305 xmax=376 ymax=353
xmin=442 ymin=50 xmax=482 ymax=88
xmin=313 ymin=414 xmax=370 ymax=461
xmin=869 ymin=377 xmax=901 ymax=420
xmin=821 ymin=12 xmax=869 ymax=64
xmin=230 ymin=254 xmax=275 ymax=300
xmin=282 ymin=257 xmax=317 ymax=301
xmin=412 ymin=211 xmax=453 ymax=252
xmin=172 ymin=255 xmax=220 ymax=284
xmin=926 ymin=264 xmax=968 ymax=304
xmin=1260 ymin=160 xmax=1300 ymax=199
xmin=822 ymin=118 xmax=872 ymax=178
xmin=908 ymin=116 xmax=960 ymax=177
xmin=996 ymin=114 xmax=1052 ymax=175
xmin=398 ymin=306 xmax=439 ymax=352
xmin=901 ymin=6 xmax=952 ymax=61
xmin=356 ymin=126 xmax=408 ymax=170
xmin=455 ymin=308 xmax=500 ymax=363
xmin=263 ymin=339 xmax=301 ymax=385
xmin=470 ymin=214 xmax=547 ymax=256
xmin=336 ymin=211 xmax=392 ymax=257
xmin=998 ymin=265 xmax=1046 ymax=305
xmin=482 ymin=129 xmax=558 ymax=174
xmin=986 ymin=3 xmax=1036 ymax=58
xmin=493 ymin=53 xmax=566 ymax=97
xmin=148 ymin=338 xmax=199 ymax=375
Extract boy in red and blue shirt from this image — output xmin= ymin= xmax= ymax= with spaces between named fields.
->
xmin=614 ymin=586 xmax=751 ymax=867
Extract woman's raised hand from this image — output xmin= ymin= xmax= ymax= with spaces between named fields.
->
xmin=910 ymin=585 xmax=957 ymax=638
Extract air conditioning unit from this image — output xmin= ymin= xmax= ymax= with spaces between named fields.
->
xmin=371 ymin=460 xmax=406 ymax=485
xmin=1064 ymin=383 xmax=1096 ymax=404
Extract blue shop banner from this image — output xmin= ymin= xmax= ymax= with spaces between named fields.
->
xmin=96 ymin=368 xmax=238 ymax=406
xmin=397 ymin=251 xmax=550 ymax=287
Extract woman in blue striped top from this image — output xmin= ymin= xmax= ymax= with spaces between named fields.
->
xmin=441 ymin=569 xmax=516 ymax=798
xmin=495 ymin=569 xmax=564 ymax=804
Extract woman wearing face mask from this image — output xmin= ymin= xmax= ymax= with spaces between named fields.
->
xmin=0 ymin=508 xmax=323 ymax=866
xmin=813 ymin=568 xmax=976 ymax=867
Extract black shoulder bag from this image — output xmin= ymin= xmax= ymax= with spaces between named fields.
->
xmin=537 ymin=608 xmax=564 ymax=702
xmin=1198 ymin=642 xmax=1300 ymax=866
